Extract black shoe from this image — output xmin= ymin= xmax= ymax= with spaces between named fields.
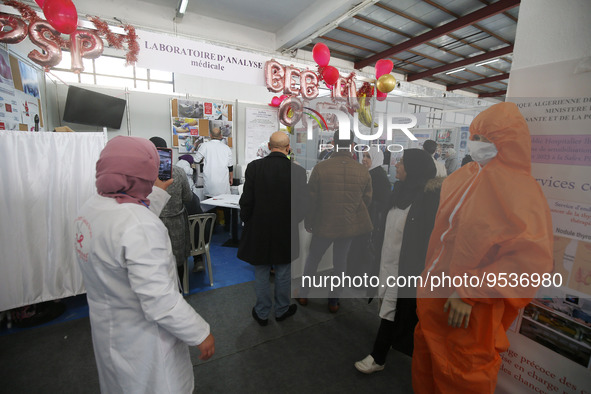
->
xmin=276 ymin=304 xmax=297 ymax=322
xmin=251 ymin=308 xmax=268 ymax=326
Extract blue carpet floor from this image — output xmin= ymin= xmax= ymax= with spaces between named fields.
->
xmin=0 ymin=226 xmax=253 ymax=337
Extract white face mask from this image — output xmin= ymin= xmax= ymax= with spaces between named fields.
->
xmin=467 ymin=140 xmax=498 ymax=166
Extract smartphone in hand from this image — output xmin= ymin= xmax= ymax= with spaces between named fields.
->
xmin=156 ymin=147 xmax=173 ymax=181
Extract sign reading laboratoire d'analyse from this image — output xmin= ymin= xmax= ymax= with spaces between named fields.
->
xmin=136 ymin=29 xmax=267 ymax=85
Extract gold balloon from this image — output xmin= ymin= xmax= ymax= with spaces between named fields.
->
xmin=376 ymin=74 xmax=396 ymax=93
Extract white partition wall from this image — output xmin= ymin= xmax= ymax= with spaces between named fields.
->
xmin=0 ymin=131 xmax=106 ymax=310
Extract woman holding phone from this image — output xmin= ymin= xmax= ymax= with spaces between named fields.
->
xmin=74 ymin=136 xmax=214 ymax=393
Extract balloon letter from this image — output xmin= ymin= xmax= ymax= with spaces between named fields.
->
xmin=264 ymin=59 xmax=285 ymax=93
xmin=0 ymin=13 xmax=27 ymax=44
xmin=28 ymin=21 xmax=62 ymax=70
xmin=300 ymin=70 xmax=319 ymax=99
xmin=69 ymin=30 xmax=104 ymax=73
xmin=278 ymin=96 xmax=303 ymax=127
xmin=283 ymin=66 xmax=301 ymax=96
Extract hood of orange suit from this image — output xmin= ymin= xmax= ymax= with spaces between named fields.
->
xmin=469 ymin=102 xmax=531 ymax=174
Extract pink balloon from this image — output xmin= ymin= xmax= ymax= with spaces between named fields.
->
xmin=300 ymin=70 xmax=319 ymax=99
xmin=264 ymin=59 xmax=285 ymax=93
xmin=269 ymin=96 xmax=281 ymax=107
xmin=279 ymin=94 xmax=289 ymax=102
xmin=278 ymin=97 xmax=303 ymax=127
xmin=69 ymin=30 xmax=104 ymax=73
xmin=43 ymin=0 xmax=78 ymax=35
xmin=0 ymin=13 xmax=28 ymax=44
xmin=27 ymin=21 xmax=62 ymax=70
xmin=375 ymin=59 xmax=394 ymax=79
xmin=312 ymin=43 xmax=330 ymax=67
xmin=376 ymin=90 xmax=387 ymax=101
xmin=322 ymin=66 xmax=340 ymax=86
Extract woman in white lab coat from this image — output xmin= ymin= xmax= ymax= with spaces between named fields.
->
xmin=74 ymin=136 xmax=214 ymax=393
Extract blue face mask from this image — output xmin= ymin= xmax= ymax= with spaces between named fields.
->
xmin=467 ymin=140 xmax=498 ymax=166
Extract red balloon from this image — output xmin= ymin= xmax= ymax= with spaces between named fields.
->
xmin=375 ymin=59 xmax=394 ymax=79
xmin=312 ymin=42 xmax=330 ymax=67
xmin=269 ymin=96 xmax=281 ymax=107
xmin=279 ymin=94 xmax=289 ymax=102
xmin=322 ymin=66 xmax=340 ymax=86
xmin=34 ymin=0 xmax=45 ymax=7
xmin=43 ymin=0 xmax=78 ymax=35
xmin=376 ymin=90 xmax=387 ymax=101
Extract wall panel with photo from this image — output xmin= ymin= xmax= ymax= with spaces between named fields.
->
xmin=171 ymin=98 xmax=233 ymax=152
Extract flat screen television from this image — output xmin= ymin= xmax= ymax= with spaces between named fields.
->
xmin=62 ymin=86 xmax=127 ymax=129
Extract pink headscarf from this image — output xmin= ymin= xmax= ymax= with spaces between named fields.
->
xmin=95 ymin=136 xmax=158 ymax=206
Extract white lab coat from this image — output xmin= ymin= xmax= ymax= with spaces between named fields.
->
xmin=432 ymin=157 xmax=447 ymax=178
xmin=75 ymin=187 xmax=210 ymax=394
xmin=377 ymin=205 xmax=410 ymax=321
xmin=195 ymin=139 xmax=232 ymax=197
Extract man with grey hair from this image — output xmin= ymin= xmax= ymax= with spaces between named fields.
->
xmin=195 ymin=127 xmax=233 ymax=197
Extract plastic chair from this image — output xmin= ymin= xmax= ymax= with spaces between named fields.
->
xmin=185 ymin=213 xmax=217 ymax=293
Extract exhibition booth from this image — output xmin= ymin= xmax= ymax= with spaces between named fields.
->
xmin=0 ymin=0 xmax=590 ymax=392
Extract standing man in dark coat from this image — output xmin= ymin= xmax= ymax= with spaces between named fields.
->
xmin=238 ymin=132 xmax=307 ymax=326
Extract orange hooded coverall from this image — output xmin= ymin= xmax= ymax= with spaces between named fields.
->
xmin=412 ymin=102 xmax=554 ymax=393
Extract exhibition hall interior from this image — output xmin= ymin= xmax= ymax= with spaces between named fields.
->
xmin=0 ymin=0 xmax=590 ymax=392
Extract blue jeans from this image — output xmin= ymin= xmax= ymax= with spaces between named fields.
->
xmin=253 ymin=264 xmax=291 ymax=319
xmin=300 ymin=235 xmax=353 ymax=304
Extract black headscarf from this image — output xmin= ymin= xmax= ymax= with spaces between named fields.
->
xmin=391 ymin=148 xmax=436 ymax=209
xmin=149 ymin=136 xmax=167 ymax=148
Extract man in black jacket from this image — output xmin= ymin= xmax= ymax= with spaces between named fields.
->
xmin=238 ymin=132 xmax=307 ymax=326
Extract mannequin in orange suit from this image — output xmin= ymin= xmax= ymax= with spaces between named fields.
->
xmin=412 ymin=102 xmax=554 ymax=393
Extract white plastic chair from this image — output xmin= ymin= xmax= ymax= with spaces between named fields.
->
xmin=185 ymin=213 xmax=216 ymax=294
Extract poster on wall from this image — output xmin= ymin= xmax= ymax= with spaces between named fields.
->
xmin=0 ymin=48 xmax=15 ymax=95
xmin=494 ymin=57 xmax=591 ymax=392
xmin=0 ymin=51 xmax=44 ymax=131
xmin=244 ymin=107 xmax=278 ymax=165
xmin=171 ymin=98 xmax=233 ymax=150
xmin=17 ymin=60 xmax=40 ymax=99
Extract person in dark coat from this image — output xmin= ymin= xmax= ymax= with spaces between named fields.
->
xmin=237 ymin=132 xmax=307 ymax=326
xmin=355 ymin=148 xmax=443 ymax=374
xmin=347 ymin=148 xmax=391 ymax=288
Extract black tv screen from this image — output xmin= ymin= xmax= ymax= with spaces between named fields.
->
xmin=63 ymin=86 xmax=127 ymax=129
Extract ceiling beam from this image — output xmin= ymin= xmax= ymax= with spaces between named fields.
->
xmin=407 ymin=45 xmax=513 ymax=81
xmin=447 ymin=73 xmax=510 ymax=91
xmin=479 ymin=90 xmax=507 ymax=98
xmin=354 ymin=0 xmax=520 ymax=69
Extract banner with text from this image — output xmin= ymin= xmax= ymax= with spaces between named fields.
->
xmin=496 ymin=59 xmax=591 ymax=393
xmin=137 ymin=30 xmax=267 ymax=85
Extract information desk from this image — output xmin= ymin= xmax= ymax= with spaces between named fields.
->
xmin=201 ymin=194 xmax=241 ymax=247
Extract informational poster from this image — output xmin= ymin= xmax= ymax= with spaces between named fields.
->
xmin=495 ymin=58 xmax=591 ymax=392
xmin=171 ymin=98 xmax=233 ymax=152
xmin=0 ymin=49 xmax=44 ymax=131
xmin=244 ymin=107 xmax=278 ymax=165
xmin=0 ymin=48 xmax=15 ymax=95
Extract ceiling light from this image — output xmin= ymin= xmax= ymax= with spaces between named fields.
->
xmin=178 ymin=0 xmax=188 ymax=14
xmin=475 ymin=58 xmax=500 ymax=67
xmin=445 ymin=68 xmax=465 ymax=75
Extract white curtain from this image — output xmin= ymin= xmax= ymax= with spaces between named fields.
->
xmin=0 ymin=131 xmax=106 ymax=310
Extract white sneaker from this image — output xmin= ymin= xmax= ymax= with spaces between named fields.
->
xmin=354 ymin=355 xmax=385 ymax=374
